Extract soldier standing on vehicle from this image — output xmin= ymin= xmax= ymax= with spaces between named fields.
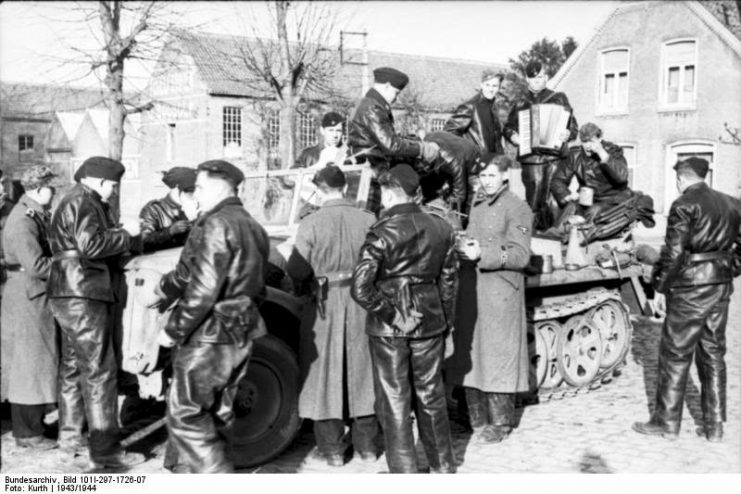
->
xmin=48 ymin=156 xmax=143 ymax=470
xmin=633 ymin=157 xmax=741 ymax=442
xmin=154 ymin=160 xmax=270 ymax=473
xmin=284 ymin=165 xmax=379 ymax=466
xmin=348 ymin=67 xmax=441 ymax=214
xmin=293 ymin=112 xmax=349 ymax=169
xmin=1 ymin=166 xmax=60 ymax=450
xmin=139 ymin=166 xmax=197 ymax=252
xmin=352 ymin=165 xmax=458 ymax=473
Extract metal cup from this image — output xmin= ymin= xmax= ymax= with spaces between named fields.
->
xmin=578 ymin=186 xmax=594 ymax=207
xmin=542 ymin=255 xmax=554 ymax=274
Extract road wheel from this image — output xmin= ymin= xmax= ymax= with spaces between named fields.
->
xmin=535 ymin=320 xmax=564 ymax=389
xmin=229 ymin=334 xmax=302 ymax=469
xmin=528 ymin=324 xmax=548 ymax=389
xmin=587 ymin=300 xmax=632 ymax=369
xmin=555 ymin=315 xmax=602 ymax=387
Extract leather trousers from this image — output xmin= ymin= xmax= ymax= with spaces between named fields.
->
xmin=521 ymin=160 xmax=559 ymax=231
xmin=167 ymin=340 xmax=253 ymax=473
xmin=652 ymin=283 xmax=731 ymax=430
xmin=368 ymin=335 xmax=455 ymax=473
xmin=51 ymin=298 xmax=120 ymax=461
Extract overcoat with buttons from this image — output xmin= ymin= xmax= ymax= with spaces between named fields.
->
xmin=1 ymin=195 xmax=58 ymax=404
xmin=445 ymin=185 xmax=533 ymax=393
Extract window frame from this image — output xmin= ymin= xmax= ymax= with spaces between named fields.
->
xmin=658 ymin=38 xmax=698 ymax=111
xmin=429 ymin=118 xmax=446 ymax=133
xmin=616 ymin=142 xmax=637 ymax=189
xmin=596 ymin=47 xmax=630 ymax=115
xmin=298 ymin=112 xmax=318 ymax=150
xmin=222 ymin=105 xmax=243 ymax=148
xmin=18 ymin=134 xmax=34 ymax=152
xmin=663 ymin=140 xmax=715 ymax=213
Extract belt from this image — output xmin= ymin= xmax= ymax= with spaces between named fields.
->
xmin=4 ymin=264 xmax=23 ymax=272
xmin=321 ymin=271 xmax=354 ymax=288
xmin=687 ymin=251 xmax=731 ymax=262
xmin=53 ymin=250 xmax=82 ymax=262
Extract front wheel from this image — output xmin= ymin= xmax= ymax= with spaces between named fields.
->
xmin=229 ymin=334 xmax=302 ymax=468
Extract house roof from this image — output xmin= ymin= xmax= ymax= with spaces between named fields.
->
xmin=0 ymin=82 xmax=108 ymax=119
xmin=55 ymin=112 xmax=86 ymax=140
xmin=551 ymin=1 xmax=741 ymax=88
xmin=170 ymin=31 xmax=508 ymax=112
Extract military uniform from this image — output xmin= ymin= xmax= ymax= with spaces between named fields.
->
xmin=352 ymin=190 xmax=459 ymax=473
xmin=160 ymin=160 xmax=270 ymax=473
xmin=48 ymin=166 xmax=133 ymax=463
xmin=1 ymin=194 xmax=58 ymax=441
xmin=139 ymin=195 xmax=190 ymax=252
xmin=287 ymin=197 xmax=378 ymax=459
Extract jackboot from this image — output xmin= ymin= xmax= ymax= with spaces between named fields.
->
xmin=464 ymin=388 xmax=487 ymax=431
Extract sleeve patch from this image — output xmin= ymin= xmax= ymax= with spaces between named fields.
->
xmin=517 ymin=225 xmax=530 ymax=234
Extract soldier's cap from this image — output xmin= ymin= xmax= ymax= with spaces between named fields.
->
xmin=674 ymin=156 xmax=709 ymax=178
xmin=373 ymin=67 xmax=409 ymax=90
xmin=312 ymin=164 xmax=346 ymax=189
xmin=481 ymin=69 xmax=502 ymax=83
xmin=579 ymin=122 xmax=602 ymax=142
xmin=20 ymin=165 xmax=58 ymax=190
xmin=380 ymin=164 xmax=419 ymax=196
xmin=197 ymin=159 xmax=244 ymax=185
xmin=321 ymin=111 xmax=345 ymax=128
xmin=162 ymin=166 xmax=197 ymax=192
xmin=78 ymin=156 xmax=126 ymax=182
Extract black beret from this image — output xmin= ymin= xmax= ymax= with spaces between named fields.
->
xmin=321 ymin=111 xmax=344 ymax=128
xmin=162 ymin=166 xmax=197 ymax=191
xmin=78 ymin=156 xmax=126 ymax=182
xmin=373 ymin=67 xmax=409 ymax=90
xmin=312 ymin=165 xmax=346 ymax=189
xmin=197 ymin=159 xmax=244 ymax=185
xmin=386 ymin=164 xmax=419 ymax=196
xmin=674 ymin=156 xmax=709 ymax=178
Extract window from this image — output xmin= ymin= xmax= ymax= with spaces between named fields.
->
xmin=619 ymin=144 xmax=636 ymax=188
xmin=429 ymin=118 xmax=446 ymax=132
xmin=298 ymin=112 xmax=318 ymax=150
xmin=267 ymin=111 xmax=280 ymax=156
xmin=222 ymin=106 xmax=242 ymax=147
xmin=598 ymin=49 xmax=629 ymax=112
xmin=661 ymin=40 xmax=697 ymax=108
xmin=18 ymin=134 xmax=34 ymax=152
xmin=664 ymin=141 xmax=714 ymax=212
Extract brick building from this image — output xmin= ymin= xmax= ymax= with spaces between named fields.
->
xmin=550 ymin=0 xmax=741 ymax=214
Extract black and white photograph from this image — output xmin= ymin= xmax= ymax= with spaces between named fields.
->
xmin=0 ymin=0 xmax=739 ymax=485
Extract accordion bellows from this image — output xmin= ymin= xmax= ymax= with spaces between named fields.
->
xmin=518 ymin=104 xmax=571 ymax=157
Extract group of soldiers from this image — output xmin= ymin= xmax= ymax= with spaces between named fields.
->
xmin=0 ymin=58 xmax=739 ymax=474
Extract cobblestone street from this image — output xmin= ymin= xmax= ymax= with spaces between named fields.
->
xmin=2 ymin=279 xmax=740 ymax=474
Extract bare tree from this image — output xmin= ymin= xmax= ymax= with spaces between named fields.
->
xmin=225 ymin=1 xmax=342 ymax=168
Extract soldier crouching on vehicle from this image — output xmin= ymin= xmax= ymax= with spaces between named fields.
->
xmin=284 ymin=165 xmax=379 ymax=466
xmin=153 ymin=160 xmax=270 ymax=473
xmin=352 ymin=165 xmax=459 ymax=473
xmin=48 ymin=157 xmax=143 ymax=470
xmin=139 ymin=166 xmax=197 ymax=252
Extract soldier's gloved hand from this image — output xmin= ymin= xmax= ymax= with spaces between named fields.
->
xmin=147 ymin=282 xmax=167 ymax=308
xmin=652 ymin=293 xmax=666 ymax=319
xmin=157 ymin=330 xmax=176 ymax=348
xmin=168 ymin=220 xmax=190 ymax=235
xmin=393 ymin=308 xmax=423 ymax=334
xmin=419 ymin=141 xmax=440 ymax=164
xmin=121 ymin=219 xmax=141 ymax=237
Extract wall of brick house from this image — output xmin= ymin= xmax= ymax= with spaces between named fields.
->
xmin=0 ymin=118 xmax=50 ymax=176
xmin=555 ymin=1 xmax=741 ymax=213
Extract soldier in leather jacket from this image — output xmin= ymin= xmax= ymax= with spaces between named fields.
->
xmin=503 ymin=61 xmax=578 ymax=231
xmin=444 ymin=69 xmax=504 ymax=155
xmin=139 ymin=167 xmax=197 ymax=252
xmin=47 ymin=156 xmax=142 ymax=469
xmin=348 ymin=67 xmax=440 ymax=214
xmin=293 ymin=112 xmax=349 ymax=169
xmin=551 ymin=123 xmax=631 ymax=228
xmin=155 ymin=160 xmax=270 ymax=473
xmin=351 ymin=165 xmax=459 ymax=473
xmin=633 ymin=157 xmax=741 ymax=443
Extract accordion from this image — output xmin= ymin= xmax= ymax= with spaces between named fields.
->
xmin=518 ymin=104 xmax=571 ymax=158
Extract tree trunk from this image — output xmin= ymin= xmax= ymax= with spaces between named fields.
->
xmin=275 ymin=1 xmax=296 ymax=169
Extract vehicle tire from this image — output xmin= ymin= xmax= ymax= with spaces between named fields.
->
xmin=229 ymin=334 xmax=302 ymax=469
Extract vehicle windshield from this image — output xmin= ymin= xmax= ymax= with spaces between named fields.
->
xmin=240 ymin=164 xmax=371 ymax=229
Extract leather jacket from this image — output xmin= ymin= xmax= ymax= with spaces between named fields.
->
xmin=47 ymin=184 xmax=132 ymax=302
xmin=351 ymin=202 xmax=458 ymax=338
xmin=652 ymin=182 xmax=741 ymax=293
xmin=551 ymin=141 xmax=630 ymax=207
xmin=422 ymin=131 xmax=479 ymax=210
xmin=503 ymin=89 xmax=578 ymax=164
xmin=161 ymin=197 xmax=270 ymax=346
xmin=348 ymin=88 xmax=421 ymax=167
xmin=292 ymin=143 xmax=350 ymax=169
xmin=443 ymin=92 xmax=503 ymax=154
xmin=140 ymin=194 xmax=190 ymax=252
